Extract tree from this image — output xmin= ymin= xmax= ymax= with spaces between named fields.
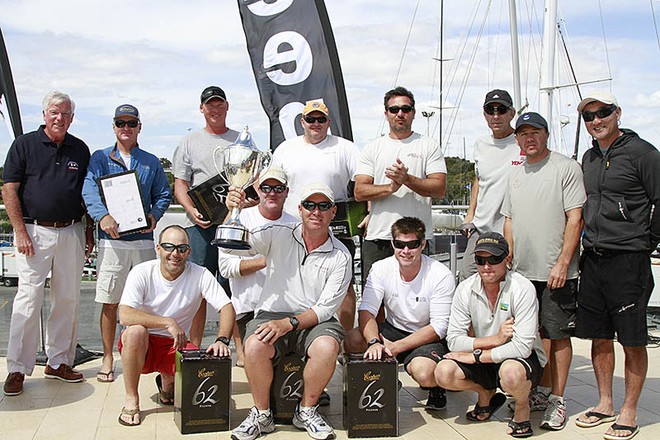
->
xmin=441 ymin=156 xmax=475 ymax=205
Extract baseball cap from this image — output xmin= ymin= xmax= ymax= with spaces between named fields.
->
xmin=299 ymin=182 xmax=335 ymax=204
xmin=474 ymin=232 xmax=509 ymax=257
xmin=515 ymin=112 xmax=548 ymax=132
xmin=114 ymin=104 xmax=139 ymax=120
xmin=577 ymin=91 xmax=619 ymax=112
xmin=258 ymin=167 xmax=288 ymax=185
xmin=484 ymin=89 xmax=513 ymax=108
xmin=200 ymin=86 xmax=226 ymax=104
xmin=302 ymin=100 xmax=329 ymax=116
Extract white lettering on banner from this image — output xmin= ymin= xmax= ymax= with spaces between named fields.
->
xmin=279 ymin=101 xmax=304 ymax=140
xmin=264 ymin=31 xmax=313 ymax=86
xmin=246 ymin=0 xmax=294 ymax=16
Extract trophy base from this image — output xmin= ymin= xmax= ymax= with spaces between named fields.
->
xmin=211 ymin=224 xmax=251 ymax=250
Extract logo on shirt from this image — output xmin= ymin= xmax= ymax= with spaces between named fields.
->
xmin=499 ymin=303 xmax=509 ymax=311
xmin=512 ymin=178 xmax=521 ymax=189
xmin=405 ymin=152 xmax=422 ymax=160
xmin=67 ymin=161 xmax=79 ymax=171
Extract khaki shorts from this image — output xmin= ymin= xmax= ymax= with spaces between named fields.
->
xmin=95 ymin=246 xmax=156 ymax=304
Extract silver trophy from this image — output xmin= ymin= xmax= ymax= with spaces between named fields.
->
xmin=211 ymin=127 xmax=271 ymax=249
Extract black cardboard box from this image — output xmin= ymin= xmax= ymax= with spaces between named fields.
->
xmin=343 ymin=354 xmax=398 ymax=438
xmin=270 ymin=354 xmax=305 ymax=424
xmin=174 ymin=350 xmax=231 ymax=434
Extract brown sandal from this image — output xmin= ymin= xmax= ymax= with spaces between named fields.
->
xmin=118 ymin=407 xmax=141 ymax=426
xmin=155 ymin=374 xmax=174 ymax=405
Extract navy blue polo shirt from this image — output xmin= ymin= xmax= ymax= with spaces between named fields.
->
xmin=3 ymin=125 xmax=90 ymax=221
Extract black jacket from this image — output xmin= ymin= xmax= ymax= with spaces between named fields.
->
xmin=581 ymin=129 xmax=660 ymax=252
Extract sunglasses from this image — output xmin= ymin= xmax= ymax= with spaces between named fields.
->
xmin=301 ymin=200 xmax=334 ymax=212
xmin=160 ymin=242 xmax=191 ymax=253
xmin=392 ymin=239 xmax=423 ymax=250
xmin=259 ymin=184 xmax=287 ymax=194
xmin=483 ymin=105 xmax=510 ymax=115
xmin=582 ymin=104 xmax=617 ymax=122
xmin=114 ymin=120 xmax=139 ymax=128
xmin=475 ymin=254 xmax=507 ymax=266
xmin=387 ymin=105 xmax=414 ymax=114
xmin=304 ymin=115 xmax=328 ymax=124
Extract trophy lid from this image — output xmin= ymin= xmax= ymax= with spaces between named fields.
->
xmin=231 ymin=126 xmax=258 ymax=150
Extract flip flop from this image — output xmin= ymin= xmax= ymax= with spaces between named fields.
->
xmin=603 ymin=423 xmax=640 ymax=440
xmin=96 ymin=370 xmax=115 ymax=383
xmin=155 ymin=374 xmax=174 ymax=405
xmin=118 ymin=406 xmax=141 ymax=426
xmin=466 ymin=392 xmax=507 ymax=422
xmin=507 ymin=419 xmax=533 ymax=438
xmin=575 ymin=410 xmax=617 ymax=428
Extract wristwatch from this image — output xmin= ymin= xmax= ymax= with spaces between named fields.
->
xmin=473 ymin=349 xmax=482 ymax=363
xmin=215 ymin=336 xmax=230 ymax=346
xmin=367 ymin=337 xmax=383 ymax=347
xmin=289 ymin=316 xmax=299 ymax=331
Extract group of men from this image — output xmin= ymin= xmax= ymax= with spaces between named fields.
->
xmin=1 ymin=85 xmax=658 ymax=440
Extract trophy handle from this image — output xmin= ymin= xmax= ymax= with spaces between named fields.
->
xmin=213 ymin=145 xmax=229 ymax=184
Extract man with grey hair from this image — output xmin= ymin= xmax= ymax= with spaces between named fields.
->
xmin=3 ymin=91 xmax=93 ymax=396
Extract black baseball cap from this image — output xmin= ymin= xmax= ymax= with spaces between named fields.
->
xmin=515 ymin=112 xmax=548 ymax=133
xmin=200 ymin=86 xmax=226 ymax=104
xmin=474 ymin=232 xmax=509 ymax=256
xmin=114 ymin=104 xmax=139 ymax=120
xmin=484 ymin=89 xmax=513 ymax=108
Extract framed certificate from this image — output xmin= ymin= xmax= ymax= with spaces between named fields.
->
xmin=98 ymin=170 xmax=149 ymax=236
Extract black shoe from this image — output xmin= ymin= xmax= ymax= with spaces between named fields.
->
xmin=318 ymin=390 xmax=331 ymax=406
xmin=425 ymin=387 xmax=446 ymax=410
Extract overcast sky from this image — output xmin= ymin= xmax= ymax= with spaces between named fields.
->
xmin=1 ymin=0 xmax=659 ymax=163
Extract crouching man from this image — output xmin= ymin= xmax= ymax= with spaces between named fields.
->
xmin=344 ymin=216 xmax=455 ymax=409
xmin=117 ymin=225 xmax=235 ymax=426
xmin=435 ymin=232 xmax=545 ymax=438
xmin=228 ymin=183 xmax=352 ymax=440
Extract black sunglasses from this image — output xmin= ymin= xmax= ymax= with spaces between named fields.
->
xmin=475 ymin=254 xmax=507 ymax=266
xmin=160 ymin=242 xmax=191 ymax=253
xmin=114 ymin=120 xmax=139 ymax=128
xmin=392 ymin=239 xmax=423 ymax=250
xmin=582 ymin=104 xmax=617 ymax=122
xmin=301 ymin=200 xmax=334 ymax=212
xmin=259 ymin=184 xmax=287 ymax=194
xmin=483 ymin=105 xmax=510 ymax=115
xmin=387 ymin=105 xmax=414 ymax=114
xmin=304 ymin=115 xmax=328 ymax=124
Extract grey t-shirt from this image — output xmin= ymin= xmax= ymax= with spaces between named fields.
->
xmin=172 ymin=128 xmax=240 ymax=227
xmin=501 ymin=151 xmax=586 ymax=281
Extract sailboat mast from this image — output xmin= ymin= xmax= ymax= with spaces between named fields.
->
xmin=508 ymin=0 xmax=522 ymax=113
xmin=540 ymin=0 xmax=558 ymax=140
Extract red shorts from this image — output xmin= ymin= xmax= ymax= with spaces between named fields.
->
xmin=118 ymin=332 xmax=198 ymax=376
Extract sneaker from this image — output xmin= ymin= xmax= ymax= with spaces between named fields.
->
xmin=3 ymin=372 xmax=25 ymax=396
xmin=540 ymin=397 xmax=567 ymax=431
xmin=425 ymin=387 xmax=447 ymax=410
xmin=507 ymin=388 xmax=548 ymax=412
xmin=231 ymin=407 xmax=275 ymax=440
xmin=293 ymin=404 xmax=336 ymax=440
xmin=44 ymin=364 xmax=83 ymax=383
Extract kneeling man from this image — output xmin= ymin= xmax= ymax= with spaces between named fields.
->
xmin=435 ymin=232 xmax=545 ymax=438
xmin=345 ymin=216 xmax=455 ymax=409
xmin=229 ymin=183 xmax=352 ymax=440
xmin=117 ymin=225 xmax=235 ymax=426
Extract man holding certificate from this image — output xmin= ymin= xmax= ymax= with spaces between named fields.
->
xmin=82 ymin=104 xmax=172 ymax=383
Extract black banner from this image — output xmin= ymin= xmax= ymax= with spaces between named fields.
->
xmin=0 ymin=26 xmax=22 ymax=139
xmin=237 ymin=0 xmax=352 ymax=151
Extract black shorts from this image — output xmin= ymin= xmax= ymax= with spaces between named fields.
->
xmin=453 ymin=351 xmax=543 ymax=391
xmin=531 ymin=279 xmax=578 ymax=339
xmin=379 ymin=321 xmax=448 ymax=371
xmin=338 ymin=237 xmax=356 ymax=278
xmin=575 ymin=250 xmax=654 ymax=347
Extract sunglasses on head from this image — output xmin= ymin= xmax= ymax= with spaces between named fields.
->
xmin=483 ymin=105 xmax=510 ymax=115
xmin=582 ymin=104 xmax=617 ymax=122
xmin=304 ymin=115 xmax=328 ymax=124
xmin=114 ymin=120 xmax=139 ymax=128
xmin=387 ymin=105 xmax=414 ymax=114
xmin=301 ymin=200 xmax=334 ymax=212
xmin=259 ymin=184 xmax=287 ymax=194
xmin=160 ymin=242 xmax=191 ymax=253
xmin=392 ymin=239 xmax=423 ymax=250
xmin=475 ymin=254 xmax=507 ymax=266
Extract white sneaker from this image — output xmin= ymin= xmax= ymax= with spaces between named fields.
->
xmin=293 ymin=404 xmax=336 ymax=440
xmin=507 ymin=388 xmax=548 ymax=412
xmin=231 ymin=407 xmax=275 ymax=440
xmin=540 ymin=397 xmax=567 ymax=431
